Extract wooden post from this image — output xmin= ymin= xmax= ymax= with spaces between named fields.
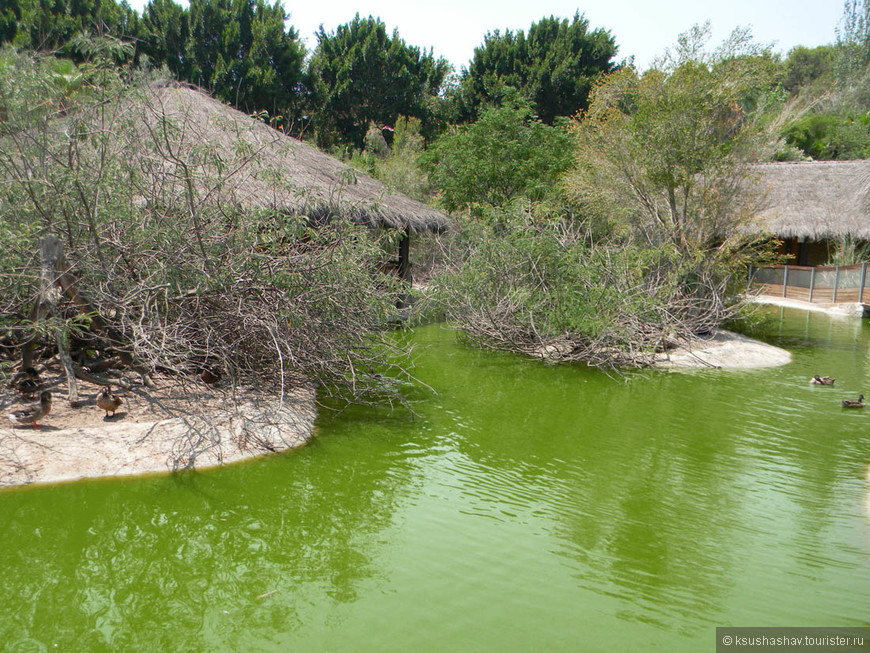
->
xmin=809 ymin=267 xmax=816 ymax=303
xmin=833 ymin=265 xmax=840 ymax=303
xmin=397 ymin=228 xmax=412 ymax=284
xmin=21 ymin=296 xmax=42 ymax=371
xmin=860 ymin=262 xmax=867 ymax=304
xmin=23 ymin=238 xmax=66 ymax=369
xmin=396 ymin=228 xmax=413 ymax=311
xmin=39 ymin=235 xmax=79 ymax=405
xmin=782 ymin=265 xmax=789 ymax=298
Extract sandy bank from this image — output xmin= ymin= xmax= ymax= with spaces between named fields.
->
xmin=748 ymin=295 xmax=867 ymax=317
xmin=0 ymin=378 xmax=316 ymax=489
xmin=654 ymin=330 xmax=792 ymax=369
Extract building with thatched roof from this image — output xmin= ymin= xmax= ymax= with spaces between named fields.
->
xmin=135 ymin=83 xmax=450 ymax=282
xmin=748 ymin=160 xmax=870 ymax=265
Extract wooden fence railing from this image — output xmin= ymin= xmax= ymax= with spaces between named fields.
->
xmin=749 ymin=263 xmax=869 ymax=304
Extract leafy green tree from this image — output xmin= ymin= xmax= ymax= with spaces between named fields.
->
xmin=431 ymin=26 xmax=780 ymax=365
xmin=565 ymin=24 xmax=781 ymax=344
xmin=782 ymin=45 xmax=835 ymax=93
xmin=307 ymin=14 xmax=450 ymax=148
xmin=4 ymin=0 xmax=307 ymax=131
xmin=457 ymin=13 xmax=617 ymax=124
xmin=836 ymin=0 xmax=870 ymax=83
xmin=19 ymin=0 xmax=78 ymax=49
xmin=11 ymin=0 xmax=137 ymax=53
xmin=139 ymin=0 xmax=191 ymax=79
xmin=422 ymin=99 xmax=574 ymax=213
xmin=769 ymin=2 xmax=870 ymax=160
xmin=187 ymin=0 xmax=305 ymax=116
xmin=0 ymin=0 xmax=21 ymax=44
xmin=570 ymin=24 xmax=776 ymax=252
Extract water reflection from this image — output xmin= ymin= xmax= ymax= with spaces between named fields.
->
xmin=396 ymin=318 xmax=870 ymax=638
xmin=0 ymin=439 xmax=422 ymax=650
xmin=427 ymin=358 xmax=743 ymax=628
xmin=1 ymin=311 xmax=870 ymax=650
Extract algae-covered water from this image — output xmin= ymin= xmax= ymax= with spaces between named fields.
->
xmin=1 ymin=307 xmax=869 ymax=651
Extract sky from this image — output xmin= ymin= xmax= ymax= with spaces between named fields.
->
xmin=126 ymin=0 xmax=844 ymax=71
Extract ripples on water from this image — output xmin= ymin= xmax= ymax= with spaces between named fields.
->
xmin=1 ymin=310 xmax=870 ymax=651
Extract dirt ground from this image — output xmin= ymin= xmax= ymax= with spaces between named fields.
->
xmin=0 ymin=366 xmax=317 ymax=488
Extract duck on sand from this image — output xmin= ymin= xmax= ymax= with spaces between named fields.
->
xmin=0 ymin=377 xmax=315 ymax=488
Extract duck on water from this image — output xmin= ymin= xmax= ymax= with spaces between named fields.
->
xmin=842 ymin=394 xmax=865 ymax=408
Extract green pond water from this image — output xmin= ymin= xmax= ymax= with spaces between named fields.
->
xmin=2 ymin=307 xmax=870 ymax=651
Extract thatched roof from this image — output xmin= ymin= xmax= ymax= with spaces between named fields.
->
xmin=134 ymin=84 xmax=450 ymax=234
xmin=747 ymin=160 xmax=870 ymax=240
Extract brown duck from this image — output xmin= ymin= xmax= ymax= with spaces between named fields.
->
xmin=14 ymin=367 xmax=42 ymax=398
xmin=842 ymin=394 xmax=864 ymax=408
xmin=8 ymin=391 xmax=52 ymax=428
xmin=97 ymin=387 xmax=123 ymax=417
xmin=810 ymin=375 xmax=835 ymax=386
xmin=200 ymin=368 xmax=222 ymax=385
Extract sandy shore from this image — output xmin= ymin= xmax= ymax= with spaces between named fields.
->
xmin=1 ymin=377 xmax=316 ymax=489
xmin=748 ymin=295 xmax=867 ymax=317
xmin=654 ymin=330 xmax=792 ymax=369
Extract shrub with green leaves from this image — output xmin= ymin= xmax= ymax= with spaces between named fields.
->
xmin=429 ymin=206 xmax=740 ymax=367
xmin=0 ymin=51 xmax=413 ymax=403
xmin=783 ymin=112 xmax=870 ymax=159
xmin=422 ymin=99 xmax=575 ymax=214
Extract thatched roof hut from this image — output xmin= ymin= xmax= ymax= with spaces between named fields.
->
xmin=134 ymin=83 xmax=451 ymax=235
xmin=747 ymin=160 xmax=870 ymax=240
